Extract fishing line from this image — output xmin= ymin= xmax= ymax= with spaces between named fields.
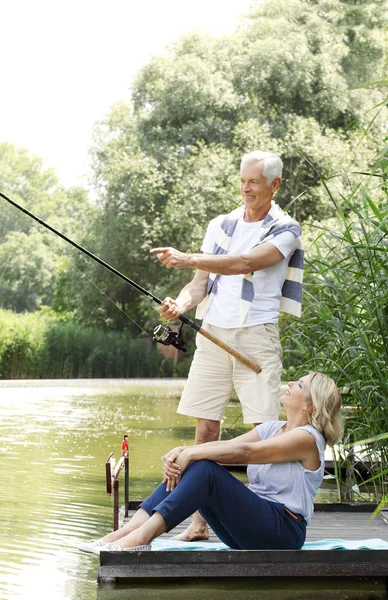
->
xmin=71 ymin=259 xmax=246 ymax=432
xmin=0 ymin=189 xmax=261 ymax=373
xmin=67 ymin=259 xmax=153 ymax=339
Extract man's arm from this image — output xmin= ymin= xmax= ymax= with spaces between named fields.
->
xmin=150 ymin=242 xmax=285 ymax=275
xmin=157 ymin=268 xmax=209 ymax=322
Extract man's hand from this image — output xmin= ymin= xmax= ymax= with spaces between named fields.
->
xmin=150 ymin=247 xmax=192 ymax=269
xmin=158 ymin=297 xmax=182 ymax=322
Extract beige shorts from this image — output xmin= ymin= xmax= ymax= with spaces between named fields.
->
xmin=177 ymin=323 xmax=283 ymax=424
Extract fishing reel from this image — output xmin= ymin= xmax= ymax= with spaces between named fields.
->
xmin=153 ymin=322 xmax=187 ymax=353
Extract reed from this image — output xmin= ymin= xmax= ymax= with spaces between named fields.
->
xmin=283 ymin=154 xmax=388 ymax=502
xmin=0 ymin=310 xmax=46 ymax=378
xmin=0 ymin=310 xmax=168 ymax=379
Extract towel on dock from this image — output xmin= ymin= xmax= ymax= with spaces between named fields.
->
xmin=151 ymin=538 xmax=388 ymax=551
xmin=303 ymin=538 xmax=388 ymax=550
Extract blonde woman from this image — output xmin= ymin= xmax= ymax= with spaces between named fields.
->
xmin=80 ymin=372 xmax=342 ymax=553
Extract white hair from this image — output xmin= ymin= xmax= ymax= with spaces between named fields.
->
xmin=240 ymin=151 xmax=283 ymax=185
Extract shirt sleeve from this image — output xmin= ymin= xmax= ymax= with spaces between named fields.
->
xmin=256 ymin=421 xmax=275 ymax=440
xmin=200 ymin=215 xmax=224 ymax=253
xmin=266 ymin=231 xmax=298 ymax=260
xmin=305 ymin=426 xmax=326 ymax=455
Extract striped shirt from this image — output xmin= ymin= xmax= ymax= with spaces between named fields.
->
xmin=196 ymin=202 xmax=304 ymax=325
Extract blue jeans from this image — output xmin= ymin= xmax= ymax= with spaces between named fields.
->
xmin=140 ymin=460 xmax=306 ymax=550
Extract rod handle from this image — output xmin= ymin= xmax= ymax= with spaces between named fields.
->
xmin=198 ymin=327 xmax=261 ymax=374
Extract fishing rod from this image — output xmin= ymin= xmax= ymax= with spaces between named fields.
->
xmin=0 ymin=190 xmax=261 ymax=373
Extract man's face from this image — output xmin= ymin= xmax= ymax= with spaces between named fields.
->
xmin=240 ymin=161 xmax=280 ymax=212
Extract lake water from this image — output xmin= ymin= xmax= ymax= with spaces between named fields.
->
xmin=0 ymin=379 xmax=385 ymax=600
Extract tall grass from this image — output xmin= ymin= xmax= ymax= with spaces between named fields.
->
xmin=0 ymin=310 xmax=173 ymax=379
xmin=0 ymin=310 xmax=46 ymax=378
xmin=283 ymin=156 xmax=388 ymax=502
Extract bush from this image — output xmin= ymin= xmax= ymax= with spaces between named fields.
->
xmin=0 ymin=310 xmax=173 ymax=379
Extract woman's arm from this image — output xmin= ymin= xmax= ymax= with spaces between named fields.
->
xmin=175 ymin=429 xmax=319 ymax=474
xmin=162 ymin=428 xmax=261 ymax=485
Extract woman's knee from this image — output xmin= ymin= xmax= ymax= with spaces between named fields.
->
xmin=186 ymin=458 xmax=213 ymax=474
xmin=183 ymin=459 xmax=219 ymax=483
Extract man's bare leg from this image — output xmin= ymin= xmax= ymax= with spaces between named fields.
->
xmin=170 ymin=417 xmax=220 ymax=541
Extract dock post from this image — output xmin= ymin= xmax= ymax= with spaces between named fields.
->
xmin=124 ymin=456 xmax=129 ymax=518
xmin=113 ymin=478 xmax=119 ymax=531
xmin=105 ymin=452 xmax=114 ymax=494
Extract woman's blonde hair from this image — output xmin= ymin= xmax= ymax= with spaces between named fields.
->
xmin=306 ymin=372 xmax=343 ymax=446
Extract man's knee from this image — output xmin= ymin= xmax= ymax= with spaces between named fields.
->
xmin=195 ymin=418 xmax=221 ymax=444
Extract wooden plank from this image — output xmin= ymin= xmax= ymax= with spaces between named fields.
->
xmin=313 ymin=503 xmax=380 ymax=512
xmin=100 ymin=549 xmax=388 ymax=567
xmin=113 ymin=456 xmax=125 ymax=479
xmin=98 ymin=549 xmax=388 ymax=580
xmin=98 ymin=563 xmax=388 ymax=580
xmin=306 ymin=512 xmax=388 ymax=542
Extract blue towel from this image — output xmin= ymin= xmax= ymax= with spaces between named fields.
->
xmin=303 ymin=538 xmax=388 ymax=550
xmin=151 ymin=538 xmax=388 ymax=551
xmin=151 ymin=539 xmax=228 ymax=551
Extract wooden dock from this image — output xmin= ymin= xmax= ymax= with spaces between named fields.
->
xmin=98 ymin=503 xmax=388 ymax=582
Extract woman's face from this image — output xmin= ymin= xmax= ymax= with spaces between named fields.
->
xmin=281 ymin=376 xmax=312 ymax=411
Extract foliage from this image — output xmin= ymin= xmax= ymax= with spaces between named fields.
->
xmin=0 ymin=309 xmax=178 ymax=379
xmin=0 ymin=232 xmax=58 ymax=312
xmin=0 ymin=142 xmax=93 ymax=312
xmin=77 ymin=0 xmax=387 ymax=328
xmin=282 ymin=141 xmax=388 ymax=501
xmin=0 ymin=309 xmax=47 ymax=378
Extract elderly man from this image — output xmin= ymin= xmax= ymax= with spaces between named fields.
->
xmin=150 ymin=150 xmax=303 ymax=541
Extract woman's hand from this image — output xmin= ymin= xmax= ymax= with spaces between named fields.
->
xmin=174 ymin=449 xmax=191 ymax=474
xmin=162 ymin=446 xmax=185 ymax=491
xmin=162 ymin=446 xmax=186 ymax=473
xmin=161 ymin=447 xmax=191 ymax=492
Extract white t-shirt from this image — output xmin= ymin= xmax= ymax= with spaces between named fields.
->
xmin=201 ymin=214 xmax=298 ymax=328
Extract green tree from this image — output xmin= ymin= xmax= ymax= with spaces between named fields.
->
xmin=0 ymin=142 xmax=93 ymax=311
xmin=68 ymin=0 xmax=387 ymax=325
xmin=0 ymin=232 xmax=58 ymax=312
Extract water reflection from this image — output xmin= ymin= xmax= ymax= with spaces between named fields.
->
xmin=0 ymin=380 xmax=187 ymax=600
xmin=1 ymin=379 xmax=253 ymax=600
xmin=96 ymin=578 xmax=387 ymax=600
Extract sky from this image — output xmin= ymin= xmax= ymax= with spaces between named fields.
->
xmin=1 ymin=0 xmax=253 ymax=190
